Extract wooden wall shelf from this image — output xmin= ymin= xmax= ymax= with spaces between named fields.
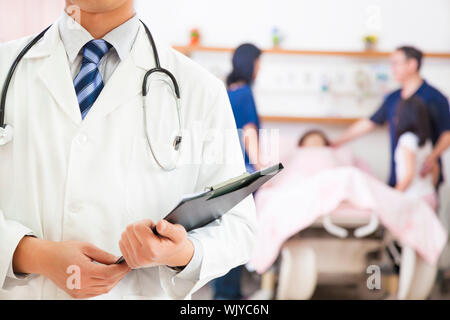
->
xmin=173 ymin=45 xmax=450 ymax=59
xmin=172 ymin=46 xmax=450 ymax=125
xmin=260 ymin=115 xmax=359 ymax=125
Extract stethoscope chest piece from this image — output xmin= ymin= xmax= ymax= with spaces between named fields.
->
xmin=0 ymin=125 xmax=13 ymax=146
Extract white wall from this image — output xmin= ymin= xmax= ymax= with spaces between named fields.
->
xmin=136 ymin=0 xmax=450 ymax=52
xmin=136 ymin=0 xmax=450 ymax=119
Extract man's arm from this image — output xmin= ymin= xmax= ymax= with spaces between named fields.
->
xmin=242 ymin=123 xmax=262 ymax=171
xmin=430 ymin=131 xmax=450 ymax=160
xmin=1 ymin=210 xmax=130 ymax=299
xmin=421 ymin=95 xmax=450 ymax=176
xmin=334 ymin=97 xmax=390 ymax=146
xmin=333 ymin=118 xmax=378 ymax=146
xmin=421 ymin=131 xmax=450 ymax=176
xmin=0 ymin=212 xmax=37 ymax=286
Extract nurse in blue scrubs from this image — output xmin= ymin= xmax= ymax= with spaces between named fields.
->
xmin=228 ymin=43 xmax=263 ymax=173
xmin=211 ymin=43 xmax=262 ymax=300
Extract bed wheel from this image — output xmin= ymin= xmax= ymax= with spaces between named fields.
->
xmin=276 ymin=241 xmax=317 ymax=300
xmin=398 ymin=246 xmax=438 ymax=299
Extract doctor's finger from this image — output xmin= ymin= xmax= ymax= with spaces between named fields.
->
xmin=156 ymin=220 xmax=186 ymax=243
xmin=122 ymin=230 xmax=141 ymax=258
xmin=89 ymin=260 xmax=130 ymax=279
xmin=83 ymin=243 xmax=119 ymax=265
xmin=86 ymin=275 xmax=127 ymax=297
xmin=119 ymin=237 xmax=139 ymax=269
xmin=87 ymin=278 xmax=117 ymax=287
xmin=89 ymin=270 xmax=128 ymax=287
xmin=126 ymin=224 xmax=143 ymax=247
xmin=134 ymin=221 xmax=160 ymax=244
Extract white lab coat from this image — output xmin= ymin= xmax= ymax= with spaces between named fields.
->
xmin=0 ymin=20 xmax=256 ymax=299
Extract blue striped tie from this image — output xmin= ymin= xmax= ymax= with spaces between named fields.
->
xmin=74 ymin=39 xmax=112 ymax=119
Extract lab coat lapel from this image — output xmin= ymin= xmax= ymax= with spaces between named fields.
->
xmin=82 ymin=25 xmax=156 ymax=121
xmin=81 ymin=54 xmax=141 ymax=121
xmin=31 ymin=20 xmax=163 ymax=125
xmin=132 ymin=22 xmax=160 ymax=72
xmin=35 ymin=24 xmax=82 ymax=126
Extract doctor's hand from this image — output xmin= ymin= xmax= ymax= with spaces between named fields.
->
xmin=13 ymin=237 xmax=130 ymax=299
xmin=119 ymin=219 xmax=194 ymax=270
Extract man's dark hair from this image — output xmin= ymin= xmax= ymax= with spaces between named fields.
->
xmin=395 ymin=96 xmax=431 ymax=147
xmin=397 ymin=46 xmax=423 ymax=71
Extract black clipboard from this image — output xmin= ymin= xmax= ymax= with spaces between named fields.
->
xmin=115 ymin=163 xmax=284 ymax=264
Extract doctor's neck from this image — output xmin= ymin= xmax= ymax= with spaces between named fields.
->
xmin=65 ymin=0 xmax=135 ymax=39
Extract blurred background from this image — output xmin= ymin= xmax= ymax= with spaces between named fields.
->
xmin=1 ymin=0 xmax=449 ymax=300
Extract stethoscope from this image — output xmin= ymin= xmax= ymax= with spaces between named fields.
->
xmin=0 ymin=21 xmax=182 ymax=171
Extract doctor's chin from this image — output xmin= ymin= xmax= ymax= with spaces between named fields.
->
xmin=0 ymin=0 xmax=450 ymax=310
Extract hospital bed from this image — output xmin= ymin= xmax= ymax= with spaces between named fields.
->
xmin=437 ymin=183 xmax=450 ymax=294
xmin=250 ymin=204 xmax=439 ymax=300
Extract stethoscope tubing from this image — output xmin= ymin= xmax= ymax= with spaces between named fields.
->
xmin=0 ymin=20 xmax=183 ymax=171
xmin=0 ymin=25 xmax=52 ymax=128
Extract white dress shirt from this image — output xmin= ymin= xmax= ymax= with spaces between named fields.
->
xmin=59 ymin=11 xmax=140 ymax=83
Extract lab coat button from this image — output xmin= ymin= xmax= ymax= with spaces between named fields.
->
xmin=76 ymin=134 xmax=88 ymax=146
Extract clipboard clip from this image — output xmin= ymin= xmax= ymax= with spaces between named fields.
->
xmin=204 ymin=172 xmax=250 ymax=191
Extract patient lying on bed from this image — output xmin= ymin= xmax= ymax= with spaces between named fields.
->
xmin=282 ymin=129 xmax=372 ymax=178
xmin=249 ymin=130 xmax=447 ymax=274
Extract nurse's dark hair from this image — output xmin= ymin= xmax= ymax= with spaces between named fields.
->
xmin=395 ymin=96 xmax=431 ymax=147
xmin=226 ymin=43 xmax=262 ymax=87
xmin=298 ymin=129 xmax=330 ymax=147
xmin=397 ymin=46 xmax=423 ymax=71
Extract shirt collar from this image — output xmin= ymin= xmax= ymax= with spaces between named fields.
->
xmin=58 ymin=11 xmax=140 ymax=63
xmin=418 ymin=79 xmax=428 ymax=92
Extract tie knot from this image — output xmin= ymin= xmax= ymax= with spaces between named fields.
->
xmin=82 ymin=39 xmax=112 ymax=65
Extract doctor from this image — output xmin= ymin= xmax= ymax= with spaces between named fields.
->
xmin=0 ymin=0 xmax=256 ymax=299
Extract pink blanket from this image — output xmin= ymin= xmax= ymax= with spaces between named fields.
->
xmin=250 ymin=148 xmax=448 ymax=273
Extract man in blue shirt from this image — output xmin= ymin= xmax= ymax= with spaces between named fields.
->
xmin=335 ymin=46 xmax=450 ymax=187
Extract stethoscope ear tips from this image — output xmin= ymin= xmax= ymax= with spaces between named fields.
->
xmin=0 ymin=124 xmax=13 ymax=146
